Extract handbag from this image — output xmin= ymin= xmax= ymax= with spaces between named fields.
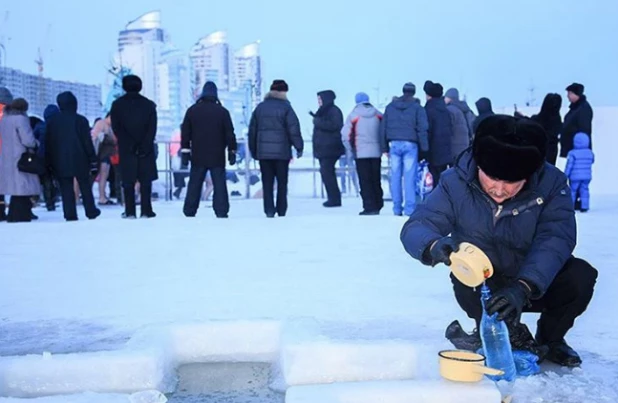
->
xmin=18 ymin=148 xmax=46 ymax=175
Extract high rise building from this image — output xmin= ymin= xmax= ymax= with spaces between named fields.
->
xmin=157 ymin=48 xmax=192 ymax=139
xmin=231 ymin=41 xmax=262 ymax=112
xmin=189 ymin=31 xmax=230 ymax=95
xmin=117 ymin=11 xmax=168 ymax=106
xmin=0 ymin=66 xmax=102 ymax=123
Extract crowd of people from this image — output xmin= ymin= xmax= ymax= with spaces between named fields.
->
xmin=0 ymin=75 xmax=595 ymax=222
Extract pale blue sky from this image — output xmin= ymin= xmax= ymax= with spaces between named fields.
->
xmin=2 ymin=0 xmax=617 ymax=129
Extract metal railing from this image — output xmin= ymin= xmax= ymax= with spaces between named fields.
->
xmin=155 ymin=139 xmax=392 ymax=201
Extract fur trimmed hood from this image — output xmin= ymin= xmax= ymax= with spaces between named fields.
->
xmin=265 ymin=91 xmax=288 ymax=101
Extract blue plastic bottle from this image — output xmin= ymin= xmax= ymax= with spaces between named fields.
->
xmin=479 ymin=283 xmax=517 ymax=382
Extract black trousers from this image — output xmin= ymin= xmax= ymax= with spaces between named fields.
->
xmin=40 ymin=172 xmax=57 ymax=210
xmin=356 ymin=158 xmax=384 ymax=212
xmin=0 ymin=195 xmax=5 ymax=220
xmin=7 ymin=196 xmax=33 ymax=222
xmin=430 ymin=164 xmax=449 ymax=186
xmin=123 ymin=180 xmax=153 ymax=217
xmin=259 ymin=159 xmax=289 ymax=216
xmin=58 ymin=177 xmax=99 ymax=220
xmin=452 ymin=257 xmax=597 ymax=343
xmin=319 ymin=157 xmax=341 ymax=204
xmin=183 ymin=165 xmax=229 ymax=217
xmin=546 ymin=145 xmax=558 ymax=166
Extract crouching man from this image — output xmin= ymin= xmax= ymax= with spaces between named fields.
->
xmin=400 ymin=114 xmax=597 ymax=367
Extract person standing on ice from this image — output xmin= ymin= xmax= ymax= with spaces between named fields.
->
xmin=560 ymin=83 xmax=593 ymax=158
xmin=400 ymin=114 xmax=597 ymax=367
xmin=248 ymin=79 xmax=303 ymax=218
xmin=444 ymin=88 xmax=476 ymax=142
xmin=423 ymin=81 xmax=453 ymax=185
xmin=180 ymin=81 xmax=237 ymax=218
xmin=472 ymin=97 xmax=494 ymax=134
xmin=110 ymin=75 xmax=158 ymax=219
xmin=341 ymin=92 xmax=384 ymax=215
xmin=444 ymin=88 xmax=473 ymax=160
xmin=0 ymin=86 xmax=13 ymax=222
xmin=310 ymin=90 xmax=345 ymax=207
xmin=564 ymin=132 xmax=594 ymax=212
xmin=46 ymin=91 xmax=101 ymax=222
xmin=379 ymin=82 xmax=429 ymax=216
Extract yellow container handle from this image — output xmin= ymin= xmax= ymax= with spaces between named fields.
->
xmin=472 ymin=364 xmax=505 ymax=376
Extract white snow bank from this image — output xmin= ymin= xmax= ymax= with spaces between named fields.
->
xmin=0 ymin=390 xmax=167 ymax=403
xmin=0 ymin=351 xmax=173 ymax=398
xmin=285 ymin=379 xmax=501 ymax=403
xmin=281 ymin=340 xmax=418 ymax=386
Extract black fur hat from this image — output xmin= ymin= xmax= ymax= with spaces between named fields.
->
xmin=473 ymin=114 xmax=547 ymax=182
xmin=122 ymin=75 xmax=143 ymax=93
xmin=423 ymin=80 xmax=443 ymax=98
xmin=270 ymin=79 xmax=289 ymax=92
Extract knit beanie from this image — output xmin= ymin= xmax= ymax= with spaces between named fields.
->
xmin=445 ymin=88 xmax=459 ymax=100
xmin=355 ymin=92 xmax=370 ymax=104
xmin=566 ymin=83 xmax=584 ymax=96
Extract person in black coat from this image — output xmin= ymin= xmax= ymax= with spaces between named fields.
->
xmin=311 ymin=90 xmax=344 ymax=207
xmin=110 ymin=75 xmax=158 ymax=219
xmin=516 ymin=93 xmax=563 ymax=165
xmin=472 ymin=97 xmax=495 ymax=134
xmin=423 ymin=81 xmax=453 ymax=185
xmin=248 ymin=79 xmax=303 ymax=218
xmin=45 ymin=92 xmax=100 ymax=221
xmin=180 ymin=81 xmax=237 ymax=218
xmin=560 ymin=83 xmax=593 ymax=158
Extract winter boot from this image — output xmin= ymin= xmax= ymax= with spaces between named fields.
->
xmin=323 ymin=200 xmax=341 ymax=208
xmin=359 ymin=210 xmax=380 ymax=216
xmin=507 ymin=322 xmax=549 ymax=361
xmin=543 ymin=340 xmax=582 ymax=367
xmin=0 ymin=202 xmax=6 ymax=222
xmin=445 ymin=320 xmax=482 ymax=351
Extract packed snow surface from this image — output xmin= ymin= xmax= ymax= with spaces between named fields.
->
xmin=1 ymin=195 xmax=617 ymax=402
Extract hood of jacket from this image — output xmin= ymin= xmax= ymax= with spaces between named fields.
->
xmin=265 ymin=91 xmax=288 ymax=102
xmin=573 ymin=132 xmax=590 ymax=149
xmin=43 ymin=104 xmax=60 ymax=121
xmin=318 ymin=90 xmax=336 ymax=106
xmin=354 ymin=103 xmax=380 ymax=118
xmin=392 ymin=95 xmax=420 ymax=111
xmin=57 ymin=91 xmax=78 ymax=113
xmin=452 ymin=99 xmax=473 ymax=114
xmin=475 ymin=97 xmax=493 ymax=115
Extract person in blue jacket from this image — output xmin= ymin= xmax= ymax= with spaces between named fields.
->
xmin=564 ymin=132 xmax=594 ymax=212
xmin=400 ymin=114 xmax=597 ymax=368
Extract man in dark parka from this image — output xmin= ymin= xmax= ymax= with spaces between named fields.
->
xmin=110 ymin=75 xmax=158 ymax=219
xmin=400 ymin=115 xmax=597 ymax=368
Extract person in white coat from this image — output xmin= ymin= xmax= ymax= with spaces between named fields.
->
xmin=341 ymin=93 xmax=384 ymax=215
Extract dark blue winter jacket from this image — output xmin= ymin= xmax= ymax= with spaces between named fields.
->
xmin=33 ymin=104 xmax=60 ymax=160
xmin=425 ymin=97 xmax=454 ymax=166
xmin=379 ymin=95 xmax=429 ymax=153
xmin=564 ymin=132 xmax=594 ymax=182
xmin=400 ymin=150 xmax=576 ymax=297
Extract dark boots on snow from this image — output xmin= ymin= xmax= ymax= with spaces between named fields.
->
xmin=445 ymin=320 xmax=550 ymax=362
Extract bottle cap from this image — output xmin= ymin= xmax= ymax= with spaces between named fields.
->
xmin=449 ymin=242 xmax=494 ymax=287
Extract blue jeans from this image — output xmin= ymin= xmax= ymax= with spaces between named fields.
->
xmin=389 ymin=141 xmax=418 ymax=215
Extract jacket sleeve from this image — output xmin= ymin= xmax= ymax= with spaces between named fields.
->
xmin=341 ymin=112 xmax=353 ymax=154
xmin=77 ymin=117 xmax=97 ymax=164
xmin=564 ymin=153 xmax=574 ymax=177
xmin=400 ymin=178 xmax=456 ymax=265
xmin=379 ymin=109 xmax=388 ymax=153
xmin=313 ymin=107 xmax=343 ymax=132
xmin=16 ymin=116 xmax=37 ymax=148
xmin=224 ymin=109 xmax=237 ymax=152
xmin=248 ymin=109 xmax=258 ymax=158
xmin=286 ymin=107 xmax=304 ymax=152
xmin=180 ymin=109 xmax=192 ymax=151
xmin=110 ymin=101 xmax=121 ymax=138
xmin=578 ymin=104 xmax=593 ymax=136
xmin=416 ymin=106 xmax=430 ymax=152
xmin=146 ymin=103 xmax=157 ymax=145
xmin=517 ymin=181 xmax=576 ymax=298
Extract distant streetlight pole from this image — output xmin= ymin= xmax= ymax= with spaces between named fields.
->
xmin=0 ymin=43 xmax=6 ymax=86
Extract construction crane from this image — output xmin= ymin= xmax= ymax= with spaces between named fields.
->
xmin=0 ymin=11 xmax=10 ymax=86
xmin=35 ymin=23 xmax=52 ymax=114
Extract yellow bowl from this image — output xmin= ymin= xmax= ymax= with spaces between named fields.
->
xmin=449 ymin=242 xmax=494 ymax=287
xmin=438 ymin=350 xmax=504 ymax=383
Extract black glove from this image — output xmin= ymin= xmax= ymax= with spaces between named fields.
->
xmin=309 ymin=111 xmax=315 ymax=117
xmin=486 ymin=281 xmax=532 ymax=323
xmin=296 ymin=150 xmax=303 ymax=159
xmin=228 ymin=151 xmax=236 ymax=166
xmin=180 ymin=152 xmax=190 ymax=168
xmin=428 ymin=237 xmax=460 ymax=266
xmin=90 ymin=162 xmax=99 ymax=177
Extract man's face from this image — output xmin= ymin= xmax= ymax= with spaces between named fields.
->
xmin=478 ymin=168 xmax=526 ymax=204
xmin=425 ymin=94 xmax=431 ymax=101
xmin=444 ymin=96 xmax=452 ymax=104
xmin=567 ymin=91 xmax=579 ymax=104
xmin=317 ymin=96 xmax=323 ymax=107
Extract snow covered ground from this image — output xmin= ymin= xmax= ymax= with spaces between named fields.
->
xmin=0 ymin=195 xmax=617 ymax=402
